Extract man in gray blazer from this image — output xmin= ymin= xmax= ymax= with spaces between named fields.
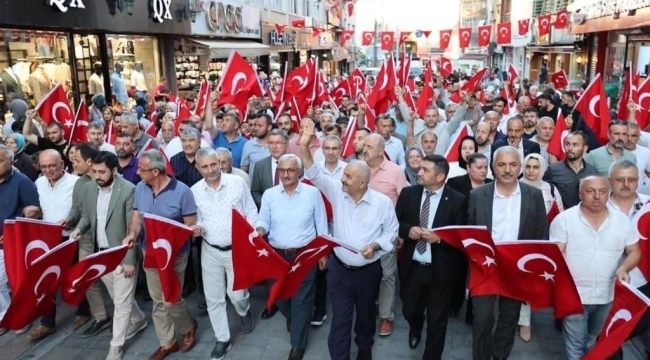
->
xmin=467 ymin=146 xmax=549 ymax=360
xmin=250 ymin=129 xmax=289 ymax=210
xmin=70 ymin=151 xmax=147 ymax=360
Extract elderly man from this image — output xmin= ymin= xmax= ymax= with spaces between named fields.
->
xmin=120 ymin=112 xmax=157 ymax=152
xmin=191 ymin=148 xmax=257 ymax=360
xmin=87 ymin=122 xmax=116 ymax=153
xmin=318 ymin=112 xmax=336 ymax=138
xmin=490 ymin=117 xmax=541 ymax=174
xmin=530 ymin=116 xmax=555 ymax=163
xmin=551 ymin=175 xmax=641 ymax=359
xmin=300 ymin=122 xmax=399 ymax=360
xmin=483 ymin=111 xmax=506 ymax=145
xmin=418 ymin=130 xmax=437 ymax=156
xmin=164 ymin=120 xmax=212 ymax=159
xmin=123 ymin=150 xmax=200 ymax=359
xmin=256 ymin=153 xmax=328 ymax=360
xmin=251 ymin=129 xmax=291 ymax=209
xmin=214 ymin=147 xmax=251 ymax=187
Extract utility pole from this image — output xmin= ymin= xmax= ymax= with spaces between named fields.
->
xmin=373 ymin=19 xmax=378 ymax=67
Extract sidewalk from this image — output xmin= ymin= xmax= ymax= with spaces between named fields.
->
xmin=2 ymin=287 xmax=647 ymax=360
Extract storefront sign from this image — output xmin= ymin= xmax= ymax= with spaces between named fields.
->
xmin=150 ymin=0 xmax=173 ymax=23
xmin=269 ymin=31 xmax=292 ymax=46
xmin=192 ymin=0 xmax=261 ymax=38
xmin=207 ymin=2 xmax=242 ymax=32
xmin=50 ymin=0 xmax=85 ymax=13
xmin=579 ymin=0 xmax=650 ymax=20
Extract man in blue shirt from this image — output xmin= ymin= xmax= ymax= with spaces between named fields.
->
xmin=122 ymin=150 xmax=201 ymax=359
xmin=211 ymin=113 xmax=248 ymax=169
xmin=111 ymin=63 xmax=128 ymax=105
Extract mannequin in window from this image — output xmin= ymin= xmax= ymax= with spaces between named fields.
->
xmin=27 ymin=65 xmax=53 ymax=104
xmin=89 ymin=62 xmax=104 ymax=96
xmin=111 ymin=62 xmax=128 ymax=105
xmin=0 ymin=67 xmax=24 ymax=102
xmin=131 ymin=61 xmax=147 ymax=100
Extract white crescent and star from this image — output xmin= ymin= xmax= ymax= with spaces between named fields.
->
xmin=69 ymin=264 xmax=107 ymax=293
xmin=382 ymin=34 xmax=391 ymax=43
xmin=558 ymin=12 xmax=568 ymax=23
xmin=52 ymin=102 xmax=71 ymax=123
xmin=606 ymin=309 xmax=632 ymax=336
xmin=480 ymin=29 xmax=489 ymax=39
xmin=248 ymin=230 xmax=270 ymax=257
xmin=442 ymin=60 xmax=452 ymax=71
xmin=334 ymin=88 xmax=346 ymax=98
xmin=290 ymin=245 xmax=329 ymax=273
xmin=462 ymin=31 xmax=470 ymax=39
xmin=499 ymin=27 xmax=509 ymax=36
xmin=517 ymin=253 xmax=558 ymax=281
xmin=442 ymin=32 xmax=450 ymax=40
xmin=560 ymin=130 xmax=570 ymax=153
xmin=589 ymin=95 xmax=601 ymax=118
xmin=34 ymin=265 xmax=61 ymax=305
xmin=231 ymin=72 xmax=248 ymax=94
xmin=25 ymin=240 xmax=51 ymax=268
xmin=152 ymin=239 xmax=172 ymax=270
xmin=364 ymin=33 xmax=372 ymax=41
xmin=379 ymin=71 xmax=389 ymax=91
xmin=461 ymin=238 xmax=496 ymax=267
xmin=541 ymin=18 xmax=549 ymax=28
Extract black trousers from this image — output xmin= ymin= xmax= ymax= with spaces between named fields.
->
xmin=314 ymin=267 xmax=328 ymax=318
xmin=450 ymin=257 xmax=469 ymax=313
xmin=609 ymin=282 xmax=650 ymax=360
xmin=472 ymin=295 xmax=522 ymax=360
xmin=401 ymin=263 xmax=453 ymax=360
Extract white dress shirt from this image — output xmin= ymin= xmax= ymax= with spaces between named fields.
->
xmin=96 ymin=184 xmax=114 ymax=249
xmin=412 ymin=187 xmax=444 ymax=264
xmin=491 ymin=182 xmax=522 ymax=243
xmin=36 ymin=172 xmax=79 ymax=236
xmin=305 ymin=163 xmax=399 ymax=266
xmin=191 ymin=174 xmax=258 ymax=247
xmin=230 ymin=167 xmax=251 ymax=188
xmin=271 ymin=158 xmax=279 ymax=186
xmin=318 ymin=159 xmax=348 ymax=180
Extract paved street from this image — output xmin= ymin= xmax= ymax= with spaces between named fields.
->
xmin=1 ymin=286 xmax=647 ymax=360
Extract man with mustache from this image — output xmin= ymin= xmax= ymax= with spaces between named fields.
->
xmin=585 ymin=120 xmax=637 ymax=177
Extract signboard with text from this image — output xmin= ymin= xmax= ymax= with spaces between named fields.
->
xmin=191 ymin=0 xmax=261 ymax=38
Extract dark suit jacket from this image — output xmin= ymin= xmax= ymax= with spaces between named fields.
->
xmin=250 ymin=155 xmax=275 ymax=209
xmin=446 ymin=174 xmax=493 ymax=199
xmin=490 ymin=138 xmax=541 ymax=166
xmin=468 ymin=181 xmax=549 ymax=241
xmin=396 ymin=185 xmax=467 ymax=285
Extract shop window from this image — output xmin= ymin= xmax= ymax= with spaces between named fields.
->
xmin=73 ymin=34 xmax=100 ymax=104
xmin=0 ymin=29 xmax=73 ymax=109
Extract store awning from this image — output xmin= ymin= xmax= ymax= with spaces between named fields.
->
xmin=192 ymin=40 xmax=269 ymax=58
xmin=527 ymin=45 xmax=576 ymax=54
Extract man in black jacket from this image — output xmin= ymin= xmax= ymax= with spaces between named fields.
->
xmin=490 ymin=117 xmax=541 ymax=175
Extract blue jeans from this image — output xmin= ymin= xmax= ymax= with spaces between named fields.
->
xmin=562 ymin=303 xmax=612 ymax=360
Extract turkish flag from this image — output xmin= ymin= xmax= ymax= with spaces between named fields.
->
xmin=35 ymin=83 xmax=73 ymax=127
xmin=439 ymin=29 xmax=452 ymax=49
xmin=193 ymin=80 xmax=210 ymax=117
xmin=573 ymin=73 xmax=611 ymax=145
xmin=444 ymin=124 xmax=470 ymax=162
xmin=231 ymin=209 xmax=290 ymax=291
xmin=617 ymin=69 xmax=640 ymax=122
xmin=497 ymin=22 xmax=511 ymax=45
xmin=406 ymin=78 xmax=416 ymax=92
xmin=518 ymin=19 xmax=530 ymax=35
xmin=61 ymin=245 xmax=129 ymax=306
xmin=313 ymin=73 xmax=329 ymax=107
xmin=361 ymin=31 xmax=374 ymax=46
xmin=142 ymin=213 xmax=194 ymax=304
xmin=367 ymin=59 xmax=396 ymax=118
xmin=439 ymin=57 xmax=452 ymax=77
xmin=349 ymin=68 xmax=367 ymax=99
xmin=507 ymin=63 xmax=519 ymax=84
xmin=266 ymin=235 xmax=338 ymax=309
xmin=583 ymin=281 xmax=650 ymax=360
xmin=174 ymin=102 xmax=192 ymax=135
xmin=632 ymin=202 xmax=650 ymax=280
xmin=538 ymin=14 xmax=552 ymax=36
xmin=287 ymin=60 xmax=316 ymax=99
xmin=458 ymin=28 xmax=472 ymax=48
xmin=216 ymin=51 xmax=264 ymax=117
xmin=547 ymin=200 xmax=561 ymax=224
xmin=357 ymin=93 xmax=376 ymax=132
xmin=421 ymin=30 xmax=431 ymax=38
xmin=340 ymin=30 xmax=354 ymax=46
xmin=301 ymin=178 xmax=333 ymax=222
xmin=462 ymin=68 xmax=488 ymax=93
xmin=105 ymin=121 xmax=117 ymax=145
xmin=417 ymin=62 xmax=435 ymax=119
xmin=477 ymin=25 xmax=491 ymax=47
xmin=275 ymin=24 xmax=286 ymax=34
xmin=0 ymin=239 xmax=77 ymax=330
xmin=551 ymin=70 xmax=569 ymax=90
xmin=67 ymin=99 xmax=89 ymax=144
xmin=397 ymin=52 xmax=411 ymax=87
xmin=330 ymin=78 xmax=350 ymax=107
xmin=312 ymin=28 xmax=325 ymax=37
xmin=555 ymin=9 xmax=569 ymax=29
xmin=292 ymin=19 xmax=305 ymax=28
xmin=399 ymin=32 xmax=411 ymax=45
xmin=380 ymin=31 xmax=394 ymax=51
xmin=403 ymin=87 xmax=418 ymax=113
xmin=4 ymin=218 xmax=63 ymax=293
xmin=636 ymin=77 xmax=650 ymax=130
xmin=547 ymin=112 xmax=569 ymax=162
xmin=341 ymin=116 xmax=357 ymax=158
xmin=145 ymin=122 xmax=157 ymax=138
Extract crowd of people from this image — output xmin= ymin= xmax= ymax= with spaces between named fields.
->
xmin=0 ymin=62 xmax=649 ymax=360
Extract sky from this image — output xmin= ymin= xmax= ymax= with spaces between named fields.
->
xmin=354 ymin=0 xmax=460 ymax=36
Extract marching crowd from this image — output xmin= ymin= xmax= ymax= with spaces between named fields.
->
xmin=1 ymin=62 xmax=650 ymax=360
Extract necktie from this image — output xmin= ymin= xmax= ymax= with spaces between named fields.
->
xmin=273 ymin=161 xmax=279 ymax=186
xmin=416 ymin=191 xmax=434 ymax=254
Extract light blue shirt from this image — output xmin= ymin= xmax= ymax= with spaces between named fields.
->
xmin=385 ymin=135 xmax=406 ymax=168
xmin=241 ymin=137 xmax=270 ymax=175
xmin=257 ymin=182 xmax=328 ymax=249
xmin=412 ymin=187 xmax=444 ymax=264
xmin=111 ymin=72 xmax=128 ymax=104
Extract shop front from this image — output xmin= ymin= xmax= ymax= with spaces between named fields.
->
xmin=261 ymin=21 xmax=299 ymax=79
xmin=176 ymin=0 xmax=266 ymax=96
xmin=0 ymin=0 xmax=191 ymax=111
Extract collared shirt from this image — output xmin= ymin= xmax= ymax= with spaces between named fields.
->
xmin=585 ymin=145 xmax=637 ymax=177
xmin=99 ymin=141 xmax=116 ymax=154
xmin=491 ymin=182 xmax=522 ymax=242
xmin=369 ymin=158 xmax=409 ymax=206
xmin=118 ymin=156 xmax=140 ymax=185
xmin=130 ymin=71 xmax=147 ymax=91
xmin=111 ymin=72 xmax=128 ymax=104
xmin=0 ymin=170 xmax=39 ymax=242
xmin=318 ymin=159 xmax=348 ymax=180
xmin=96 ymin=184 xmax=114 ymax=249
xmin=551 ymin=205 xmax=638 ymax=304
xmin=191 ymin=174 xmax=258 ymax=247
xmin=257 ymin=182 xmax=329 ymax=249
xmin=170 ymin=153 xmax=203 ymax=187
xmin=36 ymin=172 xmax=79 ymax=235
xmin=412 ymin=187 xmax=444 ymax=264
xmin=305 ymin=163 xmax=399 ymax=266
xmin=230 ymin=167 xmax=251 ymax=188
xmin=271 ymin=158 xmax=279 ymax=186
xmin=543 ymin=159 xmax=599 ymax=209
xmin=212 ymin=131 xmax=248 ymax=168
xmin=384 ymin=135 xmax=406 ymax=167
xmin=162 ymin=137 xmax=211 ymax=159
xmin=287 ymin=136 xmax=322 ymax=160
xmin=241 ymin=137 xmax=270 ymax=175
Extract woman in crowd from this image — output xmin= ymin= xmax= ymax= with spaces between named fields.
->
xmin=89 ymin=94 xmax=106 ymax=124
xmin=5 ymin=133 xmax=38 ymax=180
xmin=448 ymin=136 xmax=478 ymax=179
xmin=404 ymin=146 xmax=424 ymax=185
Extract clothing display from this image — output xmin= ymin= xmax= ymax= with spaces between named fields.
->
xmin=89 ymin=73 xmax=104 ymax=95
xmin=130 ymin=70 xmax=147 ymax=92
xmin=0 ymin=67 xmax=23 ymax=102
xmin=28 ymin=67 xmax=53 ymax=104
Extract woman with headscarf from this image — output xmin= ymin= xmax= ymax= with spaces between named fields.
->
xmin=404 ymin=146 xmax=424 ymax=185
xmin=5 ymin=133 xmax=38 ymax=180
xmin=3 ymin=99 xmax=28 ymax=138
xmin=447 ymin=136 xmax=478 ymax=179
xmin=517 ymin=153 xmax=564 ymax=342
xmin=89 ymin=94 xmax=106 ymax=124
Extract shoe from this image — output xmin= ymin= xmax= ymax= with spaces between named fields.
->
xmin=180 ymin=321 xmax=197 ymax=352
xmin=519 ymin=325 xmax=532 ymax=342
xmin=378 ymin=319 xmax=393 ymax=336
xmin=241 ymin=310 xmax=254 ymax=333
xmin=261 ymin=305 xmax=277 ymax=320
xmin=126 ymin=319 xmax=148 ymax=340
xmin=73 ymin=315 xmax=91 ymax=330
xmin=148 ymin=341 xmax=179 ymax=360
xmin=288 ymin=348 xmax=305 ymax=360
xmin=105 ymin=345 xmax=123 ymax=360
xmin=26 ymin=325 xmax=55 ymax=341
xmin=408 ymin=330 xmax=421 ymax=349
xmin=311 ymin=313 xmax=327 ymax=326
xmin=0 ymin=328 xmax=7 ymax=336
xmin=198 ymin=300 xmax=207 ymax=310
xmin=210 ymin=341 xmax=231 ymax=360
xmin=357 ymin=349 xmax=372 ymax=360
xmin=82 ymin=317 xmax=112 ymax=338
xmin=15 ymin=324 xmax=31 ymax=335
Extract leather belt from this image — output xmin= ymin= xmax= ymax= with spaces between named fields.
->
xmin=203 ymin=239 xmax=231 ymax=251
xmin=413 ymin=260 xmax=433 ymax=268
xmin=333 ymin=253 xmax=377 ymax=271
xmin=274 ymin=246 xmax=304 ymax=256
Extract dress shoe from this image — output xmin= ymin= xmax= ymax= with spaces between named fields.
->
xmin=357 ymin=349 xmax=372 ymax=360
xmin=408 ymin=332 xmax=421 ymax=349
xmin=148 ymin=341 xmax=179 ymax=360
xmin=180 ymin=322 xmax=198 ymax=352
xmin=241 ymin=310 xmax=255 ymax=333
xmin=519 ymin=325 xmax=532 ymax=342
xmin=378 ymin=319 xmax=393 ymax=336
xmin=83 ymin=317 xmax=112 ymax=338
xmin=261 ymin=305 xmax=278 ymax=320
xmin=288 ymin=348 xmax=305 ymax=360
xmin=26 ymin=325 xmax=55 ymax=341
xmin=73 ymin=315 xmax=91 ymax=330
xmin=210 ymin=340 xmax=231 ymax=360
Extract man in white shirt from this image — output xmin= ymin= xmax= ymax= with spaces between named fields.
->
xmin=191 ymin=148 xmax=258 ymax=360
xmin=551 ymin=175 xmax=640 ymax=360
xmin=215 ymin=147 xmax=250 ymax=187
xmin=625 ymin=122 xmax=650 ymax=185
xmin=87 ymin=122 xmax=116 ymax=154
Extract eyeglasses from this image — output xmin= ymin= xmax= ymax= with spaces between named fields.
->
xmin=277 ymin=168 xmax=299 ymax=174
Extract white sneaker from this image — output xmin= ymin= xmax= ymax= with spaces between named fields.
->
xmin=125 ymin=319 xmax=147 ymax=340
xmin=15 ymin=324 xmax=31 ymax=335
xmin=105 ymin=345 xmax=123 ymax=360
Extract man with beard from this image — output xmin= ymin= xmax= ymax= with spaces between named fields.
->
xmin=490 ymin=117 xmax=541 ymax=175
xmin=475 ymin=123 xmax=492 ymax=163
xmin=537 ymin=93 xmax=560 ymax=121
xmin=277 ymin=114 xmax=299 ymax=141
xmin=87 ymin=122 xmax=116 ymax=153
xmin=530 ymin=117 xmax=555 ymax=164
xmin=543 ymin=131 xmax=598 ymax=209
xmin=522 ymin=107 xmax=539 ymax=140
xmin=585 ymin=121 xmax=637 ymax=176
xmin=240 ymin=113 xmax=272 ymax=175
xmin=22 ymin=109 xmax=72 ymax=170
xmin=115 ymin=133 xmax=140 ymax=185
xmin=345 ymin=127 xmax=370 ymax=162
xmin=624 ymin=122 xmax=650 ymax=185
xmin=411 ymin=93 xmax=466 ymax=155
